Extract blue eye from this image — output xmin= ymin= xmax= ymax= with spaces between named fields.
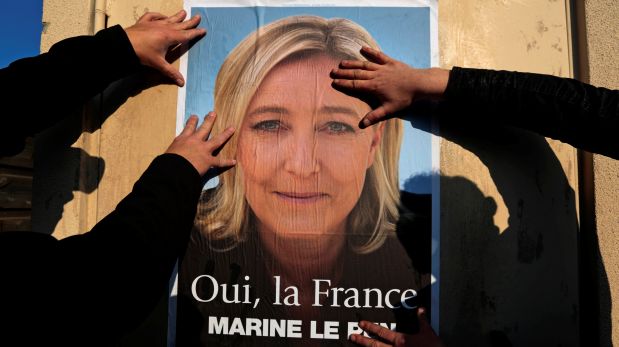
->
xmin=252 ymin=120 xmax=281 ymax=132
xmin=324 ymin=121 xmax=354 ymax=134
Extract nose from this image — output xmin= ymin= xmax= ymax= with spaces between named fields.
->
xmin=282 ymin=131 xmax=320 ymax=177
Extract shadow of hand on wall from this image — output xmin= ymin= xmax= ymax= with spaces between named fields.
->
xmin=32 ymin=68 xmax=176 ymax=235
xmin=399 ymin=106 xmax=610 ymax=346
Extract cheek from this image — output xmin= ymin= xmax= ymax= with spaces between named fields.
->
xmin=237 ymin=132 xmax=280 ymax=199
xmin=316 ymin=135 xmax=374 ymax=190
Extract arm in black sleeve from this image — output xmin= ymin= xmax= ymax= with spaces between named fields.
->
xmin=443 ymin=67 xmax=619 ymax=159
xmin=53 ymin=153 xmax=202 ymax=342
xmin=0 ymin=25 xmax=141 ymax=156
xmin=0 ymin=154 xmax=202 ymax=344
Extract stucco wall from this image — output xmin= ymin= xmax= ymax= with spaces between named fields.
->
xmin=33 ymin=0 xmax=96 ymax=238
xmin=439 ymin=1 xmax=580 ymax=345
xmin=581 ymin=1 xmax=619 ymax=345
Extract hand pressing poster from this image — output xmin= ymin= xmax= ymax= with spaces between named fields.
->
xmin=170 ymin=1 xmax=439 ymax=345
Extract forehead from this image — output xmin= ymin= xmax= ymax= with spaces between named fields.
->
xmin=264 ymin=53 xmax=338 ymax=80
xmin=248 ymin=54 xmax=371 ymax=114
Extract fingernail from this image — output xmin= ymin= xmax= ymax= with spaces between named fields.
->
xmin=349 ymin=334 xmax=357 ymax=342
xmin=362 ymin=118 xmax=372 ymax=128
xmin=358 ymin=321 xmax=366 ymax=329
xmin=176 ymin=78 xmax=184 ymax=86
xmin=227 ymin=126 xmax=235 ymax=132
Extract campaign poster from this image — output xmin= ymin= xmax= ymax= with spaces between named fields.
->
xmin=170 ymin=1 xmax=439 ymax=345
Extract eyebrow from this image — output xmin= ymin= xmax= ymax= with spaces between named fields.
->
xmin=246 ymin=106 xmax=289 ymax=118
xmin=246 ymin=105 xmax=360 ymax=119
xmin=320 ymin=105 xmax=360 ymax=119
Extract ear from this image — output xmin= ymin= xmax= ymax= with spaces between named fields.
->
xmin=366 ymin=122 xmax=385 ymax=169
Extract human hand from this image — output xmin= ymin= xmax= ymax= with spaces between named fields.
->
xmin=166 ymin=112 xmax=236 ymax=176
xmin=125 ymin=10 xmax=206 ymax=86
xmin=350 ymin=307 xmax=445 ymax=347
xmin=331 ymin=47 xmax=449 ymax=128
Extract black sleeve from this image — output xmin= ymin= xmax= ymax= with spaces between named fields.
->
xmin=443 ymin=67 xmax=619 ymax=159
xmin=0 ymin=25 xmax=141 ymax=156
xmin=0 ymin=154 xmax=202 ymax=345
xmin=55 ymin=153 xmax=202 ymax=342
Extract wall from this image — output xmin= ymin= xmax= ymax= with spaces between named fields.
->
xmin=439 ymin=1 xmax=580 ymax=345
xmin=33 ymin=0 xmax=96 ymax=238
xmin=578 ymin=1 xmax=619 ymax=345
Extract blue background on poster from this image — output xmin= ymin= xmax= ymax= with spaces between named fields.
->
xmin=184 ymin=7 xmax=432 ymax=192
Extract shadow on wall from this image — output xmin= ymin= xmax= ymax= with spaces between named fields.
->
xmin=412 ymin=117 xmax=610 ymax=346
xmin=31 ymin=69 xmax=174 ymax=235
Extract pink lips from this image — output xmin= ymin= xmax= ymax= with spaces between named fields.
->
xmin=275 ymin=192 xmax=329 ymax=203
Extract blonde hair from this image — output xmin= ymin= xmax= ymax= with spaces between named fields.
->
xmin=195 ymin=15 xmax=403 ymax=253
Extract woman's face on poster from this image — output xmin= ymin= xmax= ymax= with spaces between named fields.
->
xmin=237 ymin=54 xmax=383 ymax=238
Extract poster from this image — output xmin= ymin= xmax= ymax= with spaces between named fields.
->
xmin=171 ymin=1 xmax=439 ymax=345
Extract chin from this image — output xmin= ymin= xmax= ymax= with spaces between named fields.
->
xmin=267 ymin=220 xmax=336 ymax=239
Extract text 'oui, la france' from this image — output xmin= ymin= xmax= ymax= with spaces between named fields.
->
xmin=191 ymin=275 xmax=417 ymax=309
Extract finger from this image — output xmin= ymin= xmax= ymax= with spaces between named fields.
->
xmin=140 ymin=12 xmax=166 ymax=22
xmin=196 ymin=112 xmax=217 ymax=139
xmin=156 ymin=58 xmax=184 ymax=86
xmin=360 ymin=106 xmax=390 ymax=129
xmin=339 ymin=60 xmax=381 ymax=71
xmin=174 ymin=14 xmax=201 ymax=30
xmin=215 ymin=157 xmax=237 ymax=168
xmin=349 ymin=333 xmax=389 ymax=347
xmin=206 ymin=127 xmax=235 ymax=151
xmin=360 ymin=46 xmax=391 ymax=65
xmin=331 ymin=79 xmax=372 ymax=91
xmin=181 ymin=115 xmax=199 ymax=136
xmin=331 ymin=68 xmax=374 ymax=80
xmin=173 ymin=28 xmax=207 ymax=45
xmin=166 ymin=9 xmax=187 ymax=23
xmin=359 ymin=321 xmax=399 ymax=343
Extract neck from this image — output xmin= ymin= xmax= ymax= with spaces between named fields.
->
xmin=257 ymin=221 xmax=347 ymax=287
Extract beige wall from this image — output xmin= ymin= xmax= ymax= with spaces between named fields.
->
xmin=34 ymin=0 xmax=616 ymax=345
xmin=33 ymin=0 xmax=98 ymax=238
xmin=579 ymin=1 xmax=619 ymax=345
xmin=439 ymin=1 xmax=580 ymax=345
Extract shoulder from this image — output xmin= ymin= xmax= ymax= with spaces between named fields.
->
xmin=395 ymin=191 xmax=432 ymax=274
xmin=0 ymin=231 xmax=57 ymax=251
xmin=399 ymin=191 xmax=431 ymax=217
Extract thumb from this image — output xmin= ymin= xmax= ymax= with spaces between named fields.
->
xmin=157 ymin=58 xmax=185 ymax=86
xmin=360 ymin=105 xmax=389 ymax=129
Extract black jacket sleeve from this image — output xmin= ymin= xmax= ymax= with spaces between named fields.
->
xmin=0 ymin=25 xmax=141 ymax=156
xmin=59 ymin=153 xmax=203 ymax=341
xmin=0 ymin=154 xmax=202 ymax=345
xmin=443 ymin=67 xmax=619 ymax=159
